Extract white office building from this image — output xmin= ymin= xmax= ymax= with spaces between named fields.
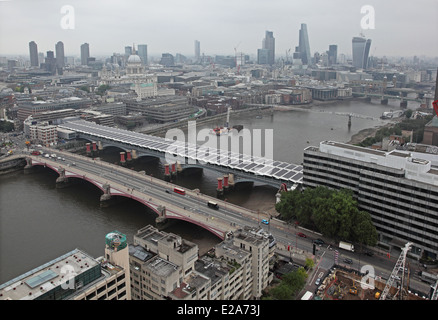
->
xmin=304 ymin=141 xmax=438 ymax=259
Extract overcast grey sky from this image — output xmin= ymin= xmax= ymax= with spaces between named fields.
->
xmin=0 ymin=0 xmax=437 ymax=59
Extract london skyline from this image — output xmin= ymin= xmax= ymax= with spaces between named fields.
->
xmin=0 ymin=0 xmax=437 ymax=59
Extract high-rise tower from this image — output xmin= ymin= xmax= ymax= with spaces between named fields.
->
xmin=328 ymin=45 xmax=337 ymax=66
xmin=298 ymin=24 xmax=311 ymax=65
xmin=137 ymin=44 xmax=148 ymax=65
xmin=55 ymin=41 xmax=65 ymax=68
xmin=352 ymin=35 xmax=372 ymax=69
xmin=29 ymin=41 xmax=39 ymax=67
xmin=194 ymin=40 xmax=200 ymax=62
xmin=258 ymin=31 xmax=275 ymax=65
xmin=80 ymin=43 xmax=90 ymax=65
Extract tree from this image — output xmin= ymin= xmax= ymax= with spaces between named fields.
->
xmin=267 ymin=267 xmax=308 ymax=300
xmin=276 ymin=186 xmax=378 ymax=246
xmin=351 ymin=210 xmax=378 ymax=246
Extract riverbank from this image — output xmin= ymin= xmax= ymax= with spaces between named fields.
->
xmin=346 ymin=121 xmax=397 ymax=145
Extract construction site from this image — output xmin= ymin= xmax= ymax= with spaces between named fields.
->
xmin=315 ymin=243 xmax=435 ymax=301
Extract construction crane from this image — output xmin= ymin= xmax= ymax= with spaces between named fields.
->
xmin=380 ymin=242 xmax=412 ymax=300
xmin=431 ymin=280 xmax=438 ymax=300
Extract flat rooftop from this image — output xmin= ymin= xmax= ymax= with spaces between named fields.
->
xmin=0 ymin=249 xmax=99 ymax=300
xmin=146 ymin=256 xmax=179 ymax=277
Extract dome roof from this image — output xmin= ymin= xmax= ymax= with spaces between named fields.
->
xmin=128 ymin=54 xmax=142 ymax=64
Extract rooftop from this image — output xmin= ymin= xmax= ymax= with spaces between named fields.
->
xmin=0 ymin=249 xmax=100 ymax=300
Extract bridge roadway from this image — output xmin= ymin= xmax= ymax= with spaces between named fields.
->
xmin=19 ymin=148 xmax=319 ymax=253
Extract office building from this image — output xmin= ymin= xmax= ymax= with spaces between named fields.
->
xmin=55 ymin=41 xmax=65 ymax=68
xmin=327 ymin=45 xmax=337 ymax=66
xmin=44 ymin=51 xmax=57 ymax=75
xmin=29 ymin=41 xmax=39 ymax=67
xmin=0 ymin=231 xmax=131 ymax=300
xmin=137 ymin=44 xmax=148 ymax=65
xmin=352 ymin=36 xmax=372 ymax=69
xmin=257 ymin=48 xmax=270 ymax=65
xmin=194 ymin=40 xmax=200 ymax=62
xmin=303 ymin=141 xmax=438 ymax=259
xmin=298 ymin=24 xmax=311 ymax=65
xmin=80 ymin=43 xmax=90 ymax=65
xmin=125 ymin=46 xmax=132 ymax=57
xmin=160 ymin=53 xmax=174 ymax=67
xmin=261 ymin=30 xmax=275 ymax=65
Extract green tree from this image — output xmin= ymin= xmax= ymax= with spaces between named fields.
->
xmin=276 ymin=186 xmax=378 ymax=246
xmin=268 ymin=267 xmax=308 ymax=300
xmin=351 ymin=210 xmax=378 ymax=246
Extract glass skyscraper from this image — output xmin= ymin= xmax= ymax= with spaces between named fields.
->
xmin=258 ymin=31 xmax=275 ymax=65
xmin=137 ymin=44 xmax=148 ymax=65
xmin=298 ymin=24 xmax=311 ymax=65
xmin=352 ymin=36 xmax=371 ymax=69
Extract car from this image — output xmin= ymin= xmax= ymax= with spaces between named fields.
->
xmin=315 ymin=278 xmax=321 ymax=286
xmin=261 ymin=219 xmax=269 ymax=225
xmin=297 ymin=232 xmax=306 ymax=238
xmin=314 ymin=239 xmax=325 ymax=246
xmin=364 ymin=251 xmax=374 ymax=257
xmin=165 ymin=189 xmax=170 ymax=193
xmin=344 ymin=258 xmax=353 ymax=264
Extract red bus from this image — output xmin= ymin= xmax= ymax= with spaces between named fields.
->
xmin=173 ymin=187 xmax=185 ymax=195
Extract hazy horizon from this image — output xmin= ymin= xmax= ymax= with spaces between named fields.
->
xmin=1 ymin=0 xmax=437 ymax=59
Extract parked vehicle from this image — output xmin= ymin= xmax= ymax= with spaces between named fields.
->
xmin=339 ymin=241 xmax=355 ymax=252
xmin=301 ymin=291 xmax=313 ymax=300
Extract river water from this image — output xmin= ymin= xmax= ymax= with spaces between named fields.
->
xmin=0 ymin=98 xmax=416 ymax=284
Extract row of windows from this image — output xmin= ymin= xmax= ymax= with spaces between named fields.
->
xmin=304 ymin=153 xmax=438 ymax=198
xmin=359 ymin=192 xmax=438 ymax=235
xmin=358 ymin=183 xmax=438 ymax=220
xmin=304 ymin=153 xmax=405 ymax=178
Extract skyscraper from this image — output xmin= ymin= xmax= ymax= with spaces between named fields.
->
xmin=298 ymin=24 xmax=311 ymax=65
xmin=194 ymin=40 xmax=200 ymax=62
xmin=352 ymin=36 xmax=372 ymax=69
xmin=258 ymin=31 xmax=275 ymax=65
xmin=328 ymin=45 xmax=337 ymax=66
xmin=137 ymin=44 xmax=148 ymax=65
xmin=29 ymin=41 xmax=39 ymax=67
xmin=55 ymin=41 xmax=65 ymax=68
xmin=44 ymin=51 xmax=57 ymax=75
xmin=80 ymin=43 xmax=90 ymax=65
xmin=125 ymin=46 xmax=132 ymax=57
